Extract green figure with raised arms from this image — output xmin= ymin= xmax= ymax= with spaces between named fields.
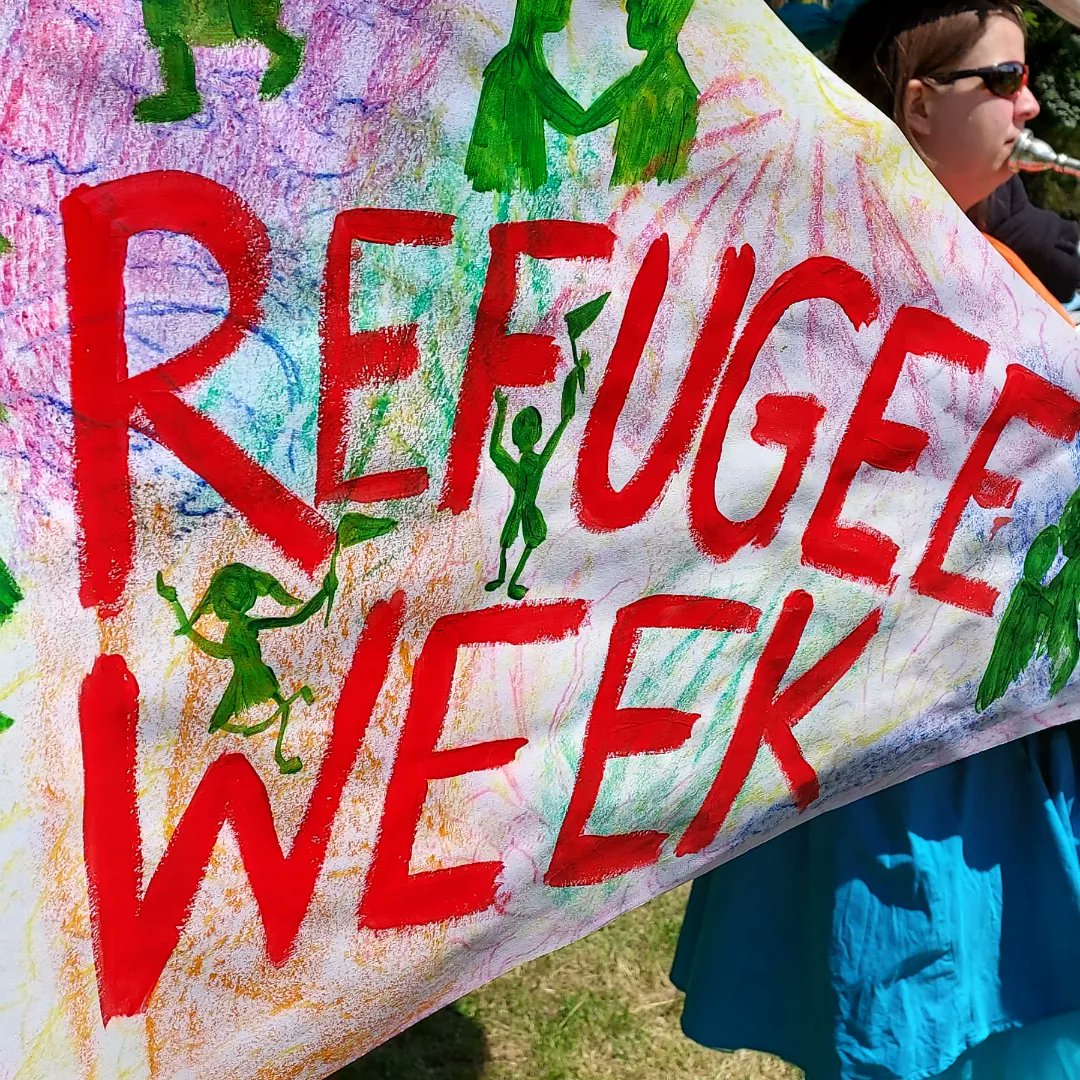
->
xmin=157 ymin=512 xmax=394 ymax=773
xmin=136 ymin=0 xmax=305 ymax=122
xmin=575 ymin=0 xmax=699 ymax=185
xmin=486 ymin=293 xmax=607 ymax=599
xmin=486 ymin=374 xmax=579 ymax=599
xmin=465 ymin=0 xmax=586 ymax=192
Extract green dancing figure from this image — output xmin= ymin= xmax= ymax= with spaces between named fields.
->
xmin=157 ymin=512 xmax=394 ymax=773
xmin=157 ymin=564 xmax=334 ymax=774
xmin=136 ymin=0 xmax=305 ymax=123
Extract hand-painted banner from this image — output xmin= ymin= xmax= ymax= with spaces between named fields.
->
xmin=1 ymin=0 xmax=1078 ymax=1074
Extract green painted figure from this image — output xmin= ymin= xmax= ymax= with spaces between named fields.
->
xmin=976 ymin=524 xmax=1058 ymax=711
xmin=157 ymin=565 xmax=333 ymax=774
xmin=464 ymin=0 xmax=586 ymax=192
xmin=464 ymin=0 xmax=699 ymax=191
xmin=0 ymin=555 xmax=22 ymax=734
xmin=978 ymin=486 xmax=1080 ymax=711
xmin=574 ymin=0 xmax=699 ymax=185
xmin=485 ymin=293 xmax=607 ymax=600
xmin=157 ymin=513 xmax=394 ymax=774
xmin=136 ymin=0 xmax=305 ymax=122
xmin=485 ymin=374 xmax=579 ymax=599
xmin=1044 ymin=490 xmax=1080 ymax=695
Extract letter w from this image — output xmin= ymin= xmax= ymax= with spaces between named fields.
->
xmin=79 ymin=593 xmax=403 ymax=1023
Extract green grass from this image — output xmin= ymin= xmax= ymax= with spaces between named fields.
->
xmin=332 ymin=885 xmax=802 ymax=1080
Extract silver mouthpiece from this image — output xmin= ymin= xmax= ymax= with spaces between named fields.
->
xmin=1009 ymin=129 xmax=1080 ymax=179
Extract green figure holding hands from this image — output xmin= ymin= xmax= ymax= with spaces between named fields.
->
xmin=157 ymin=512 xmax=394 ymax=774
xmin=464 ymin=0 xmax=699 ymax=191
xmin=136 ymin=0 xmax=305 ymax=122
xmin=465 ymin=0 xmax=586 ymax=192
xmin=574 ymin=0 xmax=699 ymax=186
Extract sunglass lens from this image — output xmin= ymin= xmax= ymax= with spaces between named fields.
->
xmin=986 ymin=64 xmax=1025 ymax=97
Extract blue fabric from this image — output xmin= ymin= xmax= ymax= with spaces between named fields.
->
xmin=672 ymin=726 xmax=1080 ymax=1079
xmin=940 ymin=1012 xmax=1080 ymax=1079
xmin=776 ymin=0 xmax=868 ymax=54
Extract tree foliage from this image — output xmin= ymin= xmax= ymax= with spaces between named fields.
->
xmin=1021 ymin=2 xmax=1080 ymax=220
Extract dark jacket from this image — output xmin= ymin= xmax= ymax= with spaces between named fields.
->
xmin=984 ymin=175 xmax=1080 ymax=302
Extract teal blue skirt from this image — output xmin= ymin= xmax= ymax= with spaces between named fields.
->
xmin=672 ymin=726 xmax=1080 ymax=1079
xmin=942 ymin=1012 xmax=1080 ymax=1078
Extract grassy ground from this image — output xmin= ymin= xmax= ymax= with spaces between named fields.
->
xmin=332 ymin=885 xmax=802 ymax=1080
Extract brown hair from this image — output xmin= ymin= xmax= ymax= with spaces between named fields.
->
xmin=833 ymin=0 xmax=1024 ymax=144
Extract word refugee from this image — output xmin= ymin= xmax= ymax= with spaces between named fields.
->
xmin=65 ymin=171 xmax=1080 ymax=621
xmin=67 ymin=170 xmax=1080 ymax=1025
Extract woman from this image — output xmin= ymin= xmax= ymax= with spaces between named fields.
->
xmin=673 ymin=3 xmax=1080 ymax=1077
xmin=771 ymin=0 xmax=1080 ymax=310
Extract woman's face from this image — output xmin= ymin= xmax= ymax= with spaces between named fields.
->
xmin=905 ymin=15 xmax=1040 ymax=211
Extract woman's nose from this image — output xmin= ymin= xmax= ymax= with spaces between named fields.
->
xmin=1016 ymin=84 xmax=1040 ymax=124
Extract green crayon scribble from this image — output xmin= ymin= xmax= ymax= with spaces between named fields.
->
xmin=978 ymin=487 xmax=1080 ymax=711
xmin=486 ymin=293 xmax=608 ymax=600
xmin=157 ymin=512 xmax=394 ymax=774
xmin=136 ymin=0 xmax=304 ymax=123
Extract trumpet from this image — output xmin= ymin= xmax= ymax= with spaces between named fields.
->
xmin=1009 ymin=129 xmax=1080 ymax=179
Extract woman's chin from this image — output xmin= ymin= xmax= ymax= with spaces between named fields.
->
xmin=992 ymin=156 xmax=1014 ymax=184
xmin=969 ymin=165 xmax=1013 ymax=207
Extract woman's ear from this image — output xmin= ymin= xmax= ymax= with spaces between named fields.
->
xmin=903 ymin=78 xmax=934 ymax=138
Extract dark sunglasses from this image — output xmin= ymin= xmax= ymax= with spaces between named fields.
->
xmin=921 ymin=61 xmax=1029 ymax=99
